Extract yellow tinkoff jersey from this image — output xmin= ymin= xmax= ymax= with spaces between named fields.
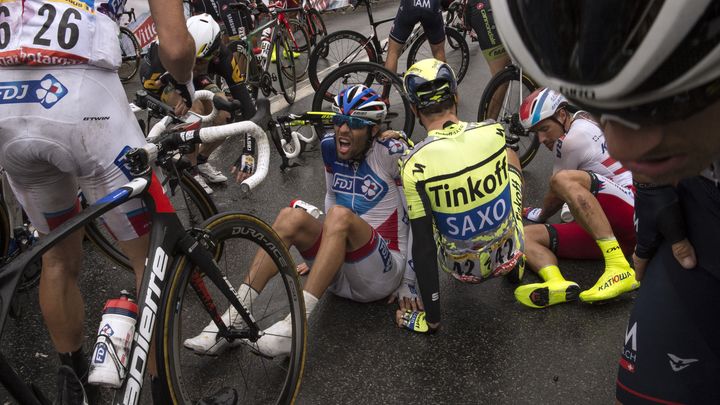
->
xmin=401 ymin=121 xmax=524 ymax=283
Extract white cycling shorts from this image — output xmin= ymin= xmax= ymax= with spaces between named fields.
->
xmin=0 ymin=67 xmax=149 ymax=240
xmin=300 ymin=227 xmax=405 ymax=303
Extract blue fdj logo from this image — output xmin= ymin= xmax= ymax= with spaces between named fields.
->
xmin=0 ymin=74 xmax=68 ymax=109
xmin=94 ymin=342 xmax=108 ymax=364
xmin=378 ymin=239 xmax=392 ymax=273
xmin=332 ymin=174 xmax=386 ymax=201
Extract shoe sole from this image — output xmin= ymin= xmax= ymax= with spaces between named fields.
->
xmin=519 ymin=284 xmax=580 ymax=308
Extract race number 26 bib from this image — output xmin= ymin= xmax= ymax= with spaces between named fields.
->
xmin=0 ymin=0 xmax=120 ymax=69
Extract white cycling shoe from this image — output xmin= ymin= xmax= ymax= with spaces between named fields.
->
xmin=245 ymin=314 xmax=292 ymax=359
xmin=197 ymin=162 xmax=228 ymax=183
xmin=193 ymin=173 xmax=214 ymax=195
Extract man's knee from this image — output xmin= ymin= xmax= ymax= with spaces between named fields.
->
xmin=324 ymin=205 xmax=355 ymax=234
xmin=525 ymin=224 xmax=550 ymax=246
xmin=274 ymin=206 xmax=312 ymax=237
xmin=550 ymin=170 xmax=589 ymax=195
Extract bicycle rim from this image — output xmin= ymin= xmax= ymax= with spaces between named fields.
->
xmin=477 ymin=67 xmax=539 ymax=168
xmin=406 ymin=28 xmax=469 ymax=83
xmin=275 ymin=33 xmax=297 ymax=104
xmin=285 ymin=19 xmax=311 ymax=80
xmin=85 ymin=170 xmax=217 ymax=270
xmin=118 ymin=27 xmax=141 ymax=83
xmin=311 ymin=61 xmax=415 ymax=136
xmin=308 ymin=9 xmax=327 ymax=45
xmin=308 ymin=30 xmax=376 ymax=91
xmin=157 ymin=212 xmax=306 ymax=404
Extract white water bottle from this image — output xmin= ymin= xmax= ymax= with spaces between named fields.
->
xmin=88 ymin=291 xmax=138 ymax=388
xmin=290 ymin=199 xmax=322 ymax=219
xmin=560 ymin=203 xmax=574 ymax=223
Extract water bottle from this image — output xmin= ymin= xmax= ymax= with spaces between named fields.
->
xmin=88 ymin=291 xmax=138 ymax=388
xmin=290 ymin=199 xmax=322 ymax=219
xmin=560 ymin=203 xmax=574 ymax=223
xmin=259 ymin=27 xmax=273 ymax=63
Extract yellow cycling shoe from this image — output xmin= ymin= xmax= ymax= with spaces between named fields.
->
xmin=270 ymin=49 xmax=302 ymax=63
xmin=514 ymin=280 xmax=580 ymax=309
xmin=579 ymin=267 xmax=640 ymax=303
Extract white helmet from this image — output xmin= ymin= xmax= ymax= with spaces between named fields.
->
xmin=492 ymin=0 xmax=720 ymax=126
xmin=186 ymin=14 xmax=222 ymax=59
xmin=519 ymin=88 xmax=568 ymax=130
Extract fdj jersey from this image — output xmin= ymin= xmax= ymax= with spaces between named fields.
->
xmin=402 ymin=121 xmax=524 ymax=283
xmin=0 ymin=0 xmax=124 ymax=68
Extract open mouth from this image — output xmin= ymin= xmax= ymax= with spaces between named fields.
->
xmin=337 ymin=138 xmax=351 ymax=155
xmin=623 ymin=154 xmax=688 ymax=178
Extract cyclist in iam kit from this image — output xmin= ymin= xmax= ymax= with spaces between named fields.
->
xmin=0 ymin=0 xmax=196 ymax=403
xmin=184 ymin=85 xmax=415 ymax=357
xmin=494 ymin=0 xmax=720 ymax=403
xmin=385 ymin=0 xmax=447 ymax=74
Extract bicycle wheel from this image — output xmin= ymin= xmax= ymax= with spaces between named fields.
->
xmin=406 ymin=27 xmax=469 ymax=83
xmin=156 ymin=212 xmax=306 ymax=404
xmin=477 ymin=66 xmax=540 ymax=168
xmin=275 ymin=32 xmax=297 ymax=104
xmin=306 ymin=8 xmax=327 ymax=46
xmin=283 ymin=19 xmax=311 ymax=80
xmin=118 ymin=26 xmax=141 ymax=83
xmin=85 ymin=169 xmax=217 ymax=270
xmin=308 ymin=30 xmax=377 ymax=92
xmin=312 ymin=61 xmax=415 ymax=136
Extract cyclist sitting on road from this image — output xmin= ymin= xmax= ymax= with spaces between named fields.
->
xmin=384 ymin=0 xmax=446 ymax=74
xmin=140 ymin=14 xmax=257 ymax=194
xmin=515 ymin=88 xmax=639 ymax=308
xmin=184 ymin=84 xmax=414 ymax=357
xmin=396 ymin=58 xmax=525 ymax=333
xmin=0 ymin=0 xmax=195 ymax=402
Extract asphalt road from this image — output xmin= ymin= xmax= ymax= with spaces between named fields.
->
xmin=1 ymin=1 xmax=636 ymax=403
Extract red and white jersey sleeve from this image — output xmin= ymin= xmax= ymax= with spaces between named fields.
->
xmin=552 ymin=117 xmax=633 ymax=188
xmin=0 ymin=0 xmax=123 ymax=69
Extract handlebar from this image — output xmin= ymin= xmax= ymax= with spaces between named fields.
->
xmin=136 ymin=90 xmax=218 ymax=140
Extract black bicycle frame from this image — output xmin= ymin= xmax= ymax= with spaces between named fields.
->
xmin=0 ymin=169 xmax=258 ymax=405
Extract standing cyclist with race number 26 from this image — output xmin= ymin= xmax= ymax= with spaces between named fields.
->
xmin=0 ymin=0 xmax=194 ymax=403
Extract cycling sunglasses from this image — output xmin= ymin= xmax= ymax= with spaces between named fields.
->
xmin=584 ymin=79 xmax=720 ymax=128
xmin=331 ymin=114 xmax=376 ymax=129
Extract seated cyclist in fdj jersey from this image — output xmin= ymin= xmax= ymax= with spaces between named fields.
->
xmin=184 ymin=85 xmax=414 ymax=356
xmin=397 ymin=59 xmax=525 ymax=333
xmin=140 ymin=14 xmax=257 ymax=194
xmin=514 ymin=88 xmax=640 ymax=308
xmin=385 ymin=0 xmax=447 ymax=74
xmin=0 ymin=0 xmax=195 ymax=402
xmin=494 ymin=2 xmax=720 ymax=403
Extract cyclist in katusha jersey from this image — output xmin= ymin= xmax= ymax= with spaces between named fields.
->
xmin=183 ymin=84 xmax=415 ymax=357
xmin=385 ymin=0 xmax=446 ymax=74
xmin=0 ymin=0 xmax=195 ymax=402
xmin=397 ymin=58 xmax=525 ymax=333
xmin=514 ymin=88 xmax=640 ymax=308
xmin=495 ymin=1 xmax=720 ymax=403
xmin=140 ymin=14 xmax=257 ymax=194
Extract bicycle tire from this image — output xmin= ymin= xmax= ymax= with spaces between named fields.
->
xmin=311 ymin=61 xmax=415 ymax=137
xmin=275 ymin=31 xmax=297 ymax=104
xmin=156 ymin=212 xmax=306 ymax=404
xmin=283 ymin=18 xmax=311 ymax=80
xmin=307 ymin=8 xmax=327 ymax=46
xmin=85 ymin=170 xmax=218 ymax=270
xmin=308 ymin=30 xmax=377 ymax=92
xmin=118 ymin=26 xmax=141 ymax=83
xmin=406 ymin=27 xmax=469 ymax=83
xmin=477 ymin=66 xmax=540 ymax=168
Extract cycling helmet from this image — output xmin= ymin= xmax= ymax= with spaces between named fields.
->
xmin=492 ymin=0 xmax=720 ymax=125
xmin=404 ymin=59 xmax=457 ymax=109
xmin=332 ymin=85 xmax=387 ymax=123
xmin=187 ymin=14 xmax=222 ymax=59
xmin=519 ymin=88 xmax=568 ymax=130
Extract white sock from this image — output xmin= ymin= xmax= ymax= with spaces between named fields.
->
xmin=303 ymin=290 xmax=318 ymax=319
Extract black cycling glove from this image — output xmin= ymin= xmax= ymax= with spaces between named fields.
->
xmin=634 ymin=183 xmax=687 ymax=260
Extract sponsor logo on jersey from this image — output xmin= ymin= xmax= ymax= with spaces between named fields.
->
xmin=434 ymin=185 xmax=512 ymax=240
xmin=427 ymin=155 xmax=507 ymax=208
xmin=332 ymin=173 xmax=386 ymax=201
xmin=0 ymin=74 xmax=68 ymax=108
xmin=667 ymin=353 xmax=699 ymax=372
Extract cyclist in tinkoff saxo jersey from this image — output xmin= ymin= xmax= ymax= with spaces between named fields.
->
xmin=184 ymin=84 xmax=415 ymax=356
xmin=515 ymin=88 xmax=639 ymax=308
xmin=396 ymin=58 xmax=525 ymax=333
xmin=0 ymin=0 xmax=199 ymax=403
xmin=494 ymin=1 xmax=720 ymax=403
xmin=140 ymin=14 xmax=257 ymax=194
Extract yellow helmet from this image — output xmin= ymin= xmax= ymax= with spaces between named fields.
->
xmin=404 ymin=58 xmax=457 ymax=109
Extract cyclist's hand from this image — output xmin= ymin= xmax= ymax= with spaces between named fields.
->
xmin=633 ymin=238 xmax=696 ymax=281
xmin=387 ymin=279 xmax=423 ymax=312
xmin=296 ymin=262 xmax=310 ymax=276
xmin=395 ymin=310 xmax=439 ymax=334
xmin=231 ymin=153 xmax=255 ymax=183
xmin=522 ymin=207 xmax=544 ymax=223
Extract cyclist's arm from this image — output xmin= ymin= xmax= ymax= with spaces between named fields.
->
xmin=533 ymin=134 xmax=584 ymax=222
xmin=150 ymin=0 xmax=195 ymax=84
